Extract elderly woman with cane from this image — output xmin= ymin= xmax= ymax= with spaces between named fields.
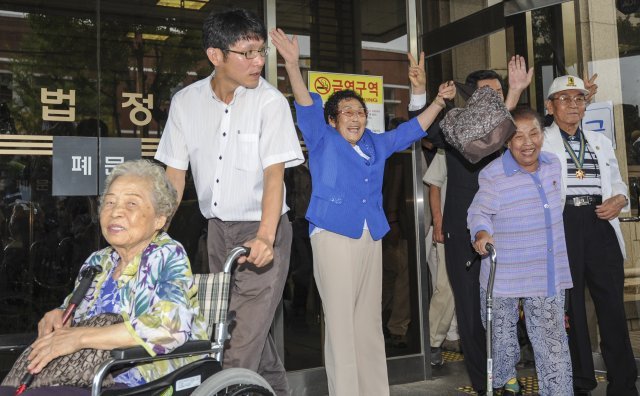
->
xmin=467 ymin=108 xmax=573 ymax=395
xmin=0 ymin=160 xmax=207 ymax=395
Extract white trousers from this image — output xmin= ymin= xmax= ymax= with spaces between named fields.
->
xmin=311 ymin=230 xmax=389 ymax=396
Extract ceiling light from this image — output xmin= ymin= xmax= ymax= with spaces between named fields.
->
xmin=126 ymin=32 xmax=170 ymax=41
xmin=156 ymin=0 xmax=209 ymax=10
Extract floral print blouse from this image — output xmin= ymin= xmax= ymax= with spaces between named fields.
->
xmin=61 ymin=231 xmax=209 ymax=385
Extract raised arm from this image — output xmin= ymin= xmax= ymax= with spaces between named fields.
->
xmin=408 ymin=52 xmax=426 ymax=96
xmin=415 ymin=81 xmax=456 ymax=131
xmin=505 ymin=55 xmax=533 ymax=110
xmin=270 ymin=28 xmax=312 ymax=106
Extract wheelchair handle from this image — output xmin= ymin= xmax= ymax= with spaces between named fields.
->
xmin=223 ymin=246 xmax=250 ymax=273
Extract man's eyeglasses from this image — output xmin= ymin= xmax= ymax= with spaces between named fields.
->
xmin=223 ymin=47 xmax=269 ymax=59
xmin=551 ymin=94 xmax=586 ymax=106
xmin=338 ymin=109 xmax=367 ymax=119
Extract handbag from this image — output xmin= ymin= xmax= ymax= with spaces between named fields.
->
xmin=439 ymin=85 xmax=515 ymax=164
xmin=1 ymin=313 xmax=124 ymax=389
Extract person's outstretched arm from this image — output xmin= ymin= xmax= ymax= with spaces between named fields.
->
xmin=270 ymin=28 xmax=312 ymax=106
xmin=505 ymin=55 xmax=533 ymax=110
xmin=415 ymin=81 xmax=456 ymax=131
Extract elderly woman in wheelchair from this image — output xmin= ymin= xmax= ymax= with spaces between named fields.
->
xmin=0 ymin=160 xmax=210 ymax=395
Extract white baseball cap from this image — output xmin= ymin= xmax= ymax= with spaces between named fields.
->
xmin=547 ymin=75 xmax=589 ymax=98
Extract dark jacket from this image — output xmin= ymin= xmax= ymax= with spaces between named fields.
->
xmin=410 ymin=105 xmax=498 ymax=237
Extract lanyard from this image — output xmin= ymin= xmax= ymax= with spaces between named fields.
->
xmin=562 ymin=131 xmax=586 ymax=179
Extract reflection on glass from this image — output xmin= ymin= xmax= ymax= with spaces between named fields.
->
xmin=423 ymin=0 xmax=492 ymax=32
xmin=283 ymin=160 xmax=322 ymax=369
xmin=0 ymin=157 xmax=103 ymax=334
xmin=0 ymin=1 xmax=267 ymax=339
xmin=382 ymin=150 xmax=421 ymax=357
xmin=531 ymin=6 xmax=559 ymax=112
xmin=616 ymin=7 xmax=640 ymax=358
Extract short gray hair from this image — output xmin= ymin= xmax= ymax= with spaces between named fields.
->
xmin=100 ymin=159 xmax=177 ymax=217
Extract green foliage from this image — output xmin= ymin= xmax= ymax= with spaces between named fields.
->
xmin=617 ymin=14 xmax=640 ymax=56
xmin=9 ymin=13 xmax=206 ymax=136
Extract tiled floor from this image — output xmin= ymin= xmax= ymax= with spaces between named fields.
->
xmin=388 ymin=360 xmax=635 ymax=396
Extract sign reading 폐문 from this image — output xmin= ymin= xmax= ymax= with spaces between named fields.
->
xmin=53 ymin=137 xmax=142 ymax=196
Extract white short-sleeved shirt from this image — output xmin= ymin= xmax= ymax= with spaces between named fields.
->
xmin=155 ymin=73 xmax=304 ymax=221
xmin=423 ymin=149 xmax=447 ymax=211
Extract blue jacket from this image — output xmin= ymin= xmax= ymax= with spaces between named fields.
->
xmin=295 ymin=93 xmax=426 ymax=240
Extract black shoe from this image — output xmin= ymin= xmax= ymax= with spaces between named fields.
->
xmin=430 ymin=346 xmax=443 ymax=366
xmin=441 ymin=338 xmax=461 ymax=352
xmin=573 ymin=389 xmax=592 ymax=396
xmin=390 ymin=334 xmax=408 ymax=348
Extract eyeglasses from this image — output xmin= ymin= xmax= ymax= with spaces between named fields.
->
xmin=551 ymin=94 xmax=586 ymax=106
xmin=223 ymin=47 xmax=269 ymax=59
xmin=338 ymin=109 xmax=367 ymax=119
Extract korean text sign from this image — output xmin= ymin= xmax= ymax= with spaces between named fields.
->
xmin=308 ymin=71 xmax=385 ymax=133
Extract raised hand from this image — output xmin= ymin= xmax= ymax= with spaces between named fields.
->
xmin=508 ymin=55 xmax=533 ymax=92
xmin=407 ymin=51 xmax=426 ymax=95
xmin=437 ymin=81 xmax=456 ymax=101
xmin=269 ymin=28 xmax=299 ymax=65
xmin=269 ymin=28 xmax=312 ymax=105
xmin=417 ymin=81 xmax=454 ymax=130
xmin=583 ymin=71 xmax=598 ymax=102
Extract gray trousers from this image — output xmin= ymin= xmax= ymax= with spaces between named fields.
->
xmin=480 ymin=288 xmax=573 ymax=396
xmin=207 ymin=214 xmax=292 ymax=396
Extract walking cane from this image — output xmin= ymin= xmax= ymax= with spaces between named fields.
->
xmin=14 ymin=265 xmax=103 ymax=395
xmin=485 ymin=243 xmax=497 ymax=396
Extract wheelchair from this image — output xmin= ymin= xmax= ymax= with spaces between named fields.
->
xmin=3 ymin=246 xmax=276 ymax=396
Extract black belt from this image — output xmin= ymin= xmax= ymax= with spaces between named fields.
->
xmin=565 ymin=195 xmax=602 ymax=207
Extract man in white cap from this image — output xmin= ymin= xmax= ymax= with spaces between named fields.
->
xmin=542 ymin=75 xmax=637 ymax=396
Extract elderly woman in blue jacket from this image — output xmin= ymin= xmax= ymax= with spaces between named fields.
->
xmin=271 ymin=29 xmax=455 ymax=396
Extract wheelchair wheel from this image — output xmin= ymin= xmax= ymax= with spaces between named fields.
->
xmin=191 ymin=367 xmax=275 ymax=396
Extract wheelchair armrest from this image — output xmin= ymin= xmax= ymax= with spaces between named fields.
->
xmin=0 ymin=333 xmax=36 ymax=352
xmin=110 ymin=340 xmax=213 ymax=360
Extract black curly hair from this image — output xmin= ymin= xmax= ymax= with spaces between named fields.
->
xmin=323 ymin=90 xmax=368 ymax=124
